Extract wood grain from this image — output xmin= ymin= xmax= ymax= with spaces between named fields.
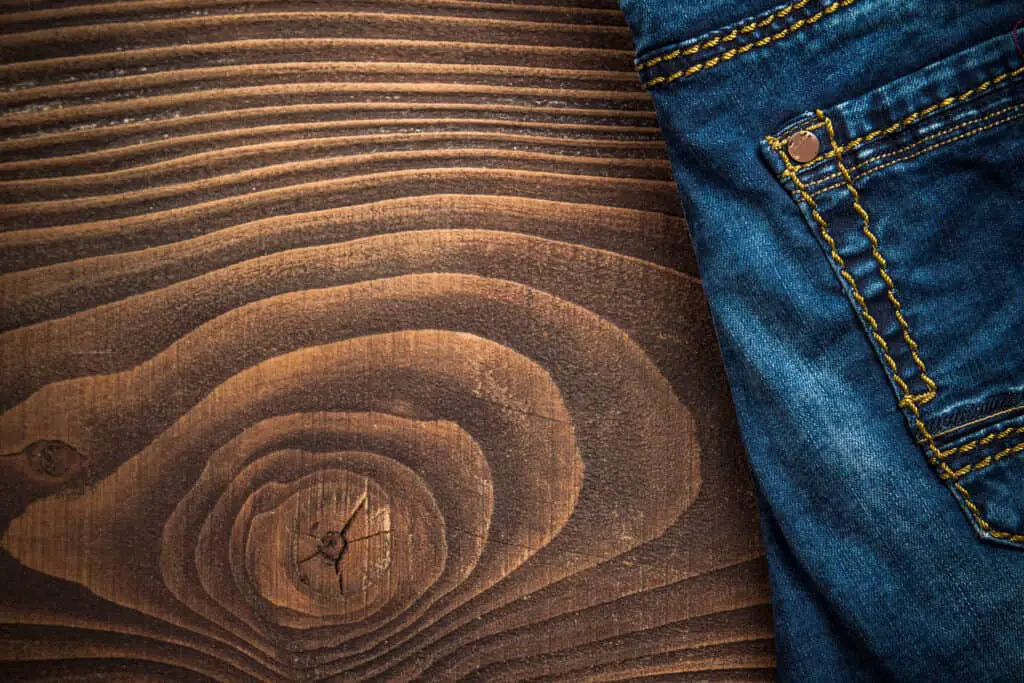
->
xmin=0 ymin=1 xmax=774 ymax=680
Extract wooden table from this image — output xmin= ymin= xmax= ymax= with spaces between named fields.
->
xmin=0 ymin=1 xmax=774 ymax=680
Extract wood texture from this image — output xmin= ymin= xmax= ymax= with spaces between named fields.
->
xmin=0 ymin=1 xmax=774 ymax=680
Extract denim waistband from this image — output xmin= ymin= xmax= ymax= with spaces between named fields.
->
xmin=622 ymin=0 xmax=1023 ymax=122
xmin=619 ymin=0 xmax=831 ymax=62
xmin=634 ymin=0 xmax=857 ymax=90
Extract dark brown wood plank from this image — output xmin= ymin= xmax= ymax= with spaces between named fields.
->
xmin=0 ymin=1 xmax=774 ymax=680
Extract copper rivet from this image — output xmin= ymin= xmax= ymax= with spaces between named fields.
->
xmin=787 ymin=130 xmax=820 ymax=163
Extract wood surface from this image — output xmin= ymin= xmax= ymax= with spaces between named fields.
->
xmin=0 ymin=0 xmax=774 ymax=680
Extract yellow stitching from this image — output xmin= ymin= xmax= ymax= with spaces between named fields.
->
xmin=778 ymin=64 xmax=1024 ymax=171
xmin=820 ymin=110 xmax=938 ymax=400
xmin=838 ymin=64 xmax=1024 ymax=153
xmin=953 ymin=484 xmax=1024 ymax=542
xmin=918 ymin=408 xmax=1024 ymax=542
xmin=779 ymin=135 xmax=916 ymax=400
xmin=942 ymin=439 xmax=1024 ymax=480
xmin=807 ymin=104 xmax=1024 ymax=189
xmin=938 ymin=425 xmax=1024 ymax=459
xmin=643 ymin=0 xmax=856 ymax=88
xmin=817 ymin=112 xmax=1023 ymax=541
xmin=898 ymin=368 xmax=1024 ymax=541
xmin=773 ymin=129 xmax=1024 ymax=544
xmin=814 ymin=104 xmax=1022 ymax=185
xmin=636 ymin=0 xmax=815 ymax=71
xmin=809 ymin=110 xmax=1024 ymax=196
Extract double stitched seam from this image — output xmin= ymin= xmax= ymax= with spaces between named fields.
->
xmin=808 ymin=103 xmax=1024 ymax=191
xmin=936 ymin=425 xmax=1024 ymax=482
xmin=820 ymin=111 xmax=938 ymax=403
xmin=773 ymin=111 xmax=1024 ymax=544
xmin=635 ymin=0 xmax=815 ymax=71
xmin=810 ymin=109 xmax=1024 ymax=196
xmin=640 ymin=0 xmax=856 ymax=89
xmin=840 ymin=64 xmax=1024 ymax=153
xmin=938 ymin=424 xmax=1024 ymax=459
xmin=921 ymin=415 xmax=1022 ymax=542
xmin=775 ymin=119 xmax=916 ymax=403
xmin=942 ymin=438 xmax=1024 ymax=480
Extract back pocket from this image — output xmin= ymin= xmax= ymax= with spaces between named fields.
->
xmin=760 ymin=30 xmax=1024 ymax=547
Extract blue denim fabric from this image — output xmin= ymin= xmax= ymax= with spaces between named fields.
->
xmin=616 ymin=0 xmax=1024 ymax=680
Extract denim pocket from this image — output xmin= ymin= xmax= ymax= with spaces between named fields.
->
xmin=761 ymin=30 xmax=1024 ymax=547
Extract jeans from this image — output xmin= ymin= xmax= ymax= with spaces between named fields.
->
xmin=616 ymin=0 xmax=1024 ymax=680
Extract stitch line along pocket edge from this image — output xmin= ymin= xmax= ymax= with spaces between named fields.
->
xmin=767 ymin=108 xmax=1024 ymax=548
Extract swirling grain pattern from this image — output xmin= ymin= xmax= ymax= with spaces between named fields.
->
xmin=0 ymin=1 xmax=774 ymax=680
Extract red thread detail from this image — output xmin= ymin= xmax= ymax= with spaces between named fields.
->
xmin=1015 ymin=19 xmax=1024 ymax=60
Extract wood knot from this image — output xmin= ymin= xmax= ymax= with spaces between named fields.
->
xmin=292 ymin=490 xmax=393 ymax=600
xmin=22 ymin=440 xmax=86 ymax=482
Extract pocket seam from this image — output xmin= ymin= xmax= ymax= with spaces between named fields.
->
xmin=774 ymin=112 xmax=937 ymax=407
xmin=840 ymin=64 xmax=1024 ymax=154
xmin=765 ymin=64 xmax=1024 ymax=172
xmin=824 ymin=109 xmax=1024 ymax=546
xmin=942 ymin=438 xmax=1024 ymax=480
xmin=939 ymin=424 xmax=1024 ymax=459
xmin=819 ymin=112 xmax=939 ymax=403
xmin=772 ymin=110 xmax=1024 ymax=547
xmin=807 ymin=103 xmax=1024 ymax=192
xmin=810 ymin=109 xmax=1024 ymax=196
xmin=762 ymin=33 xmax=1024 ymax=546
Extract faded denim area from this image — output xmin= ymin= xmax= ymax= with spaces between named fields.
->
xmin=618 ymin=0 xmax=1024 ymax=680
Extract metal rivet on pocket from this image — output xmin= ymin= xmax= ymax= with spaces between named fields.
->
xmin=786 ymin=130 xmax=820 ymax=163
